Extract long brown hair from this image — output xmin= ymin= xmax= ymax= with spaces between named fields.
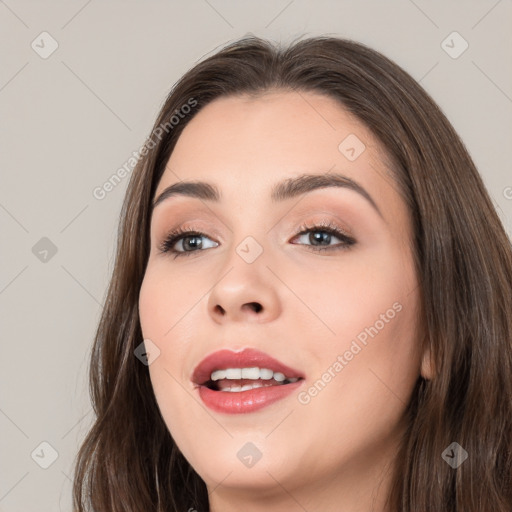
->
xmin=72 ymin=35 xmax=512 ymax=511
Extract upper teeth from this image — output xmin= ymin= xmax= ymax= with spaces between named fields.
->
xmin=210 ymin=367 xmax=298 ymax=383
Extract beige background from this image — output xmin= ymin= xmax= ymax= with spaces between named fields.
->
xmin=0 ymin=1 xmax=511 ymax=510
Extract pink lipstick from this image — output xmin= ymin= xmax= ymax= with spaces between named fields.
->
xmin=192 ymin=348 xmax=304 ymax=414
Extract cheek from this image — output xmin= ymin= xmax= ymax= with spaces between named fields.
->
xmin=138 ymin=268 xmax=171 ymax=339
xmin=286 ymin=242 xmax=418 ymax=351
xmin=300 ymin=301 xmax=420 ymax=462
xmin=138 ymin=270 xmax=203 ymax=450
xmin=138 ymin=262 xmax=204 ymax=345
xmin=138 ymin=267 xmax=195 ymax=403
xmin=291 ymin=244 xmax=421 ymax=409
xmin=297 ymin=248 xmax=421 ymax=438
xmin=138 ymin=262 xmax=213 ymax=396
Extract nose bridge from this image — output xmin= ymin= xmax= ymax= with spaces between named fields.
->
xmin=206 ymin=229 xmax=282 ymax=323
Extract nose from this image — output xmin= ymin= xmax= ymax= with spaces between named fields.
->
xmin=207 ymin=253 xmax=282 ymax=324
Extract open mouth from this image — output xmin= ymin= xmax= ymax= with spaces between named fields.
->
xmin=202 ymin=367 xmax=301 ymax=392
xmin=192 ymin=348 xmax=305 ymax=412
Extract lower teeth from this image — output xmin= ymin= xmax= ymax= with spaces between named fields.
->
xmin=225 ymin=382 xmax=267 ymax=393
xmin=207 ymin=378 xmax=297 ymax=392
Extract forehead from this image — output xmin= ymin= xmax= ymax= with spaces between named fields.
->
xmin=156 ymin=91 xmax=405 ymax=228
xmin=166 ymin=91 xmax=382 ymax=174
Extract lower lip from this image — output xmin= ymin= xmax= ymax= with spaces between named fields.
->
xmin=197 ymin=381 xmax=303 ymax=414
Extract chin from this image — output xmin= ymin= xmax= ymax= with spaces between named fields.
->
xmin=178 ymin=434 xmax=301 ymax=490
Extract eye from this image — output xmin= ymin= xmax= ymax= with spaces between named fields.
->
xmin=158 ymin=228 xmax=218 ymax=258
xmin=290 ymin=221 xmax=356 ymax=252
xmin=158 ymin=220 xmax=356 ymax=259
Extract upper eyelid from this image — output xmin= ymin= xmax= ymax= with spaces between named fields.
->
xmin=162 ymin=220 xmax=349 ymax=239
xmin=160 ymin=210 xmax=353 ymax=235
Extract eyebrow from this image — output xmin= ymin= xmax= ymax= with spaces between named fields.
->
xmin=151 ymin=172 xmax=383 ymax=218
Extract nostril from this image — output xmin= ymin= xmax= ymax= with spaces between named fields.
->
xmin=246 ymin=302 xmax=262 ymax=313
xmin=213 ymin=302 xmax=262 ymax=315
xmin=214 ymin=305 xmax=226 ymax=315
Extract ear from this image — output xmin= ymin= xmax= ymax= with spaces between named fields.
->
xmin=420 ymin=341 xmax=435 ymax=380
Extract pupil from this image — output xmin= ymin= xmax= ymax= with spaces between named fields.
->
xmin=184 ymin=236 xmax=202 ymax=251
xmin=311 ymin=231 xmax=330 ymax=246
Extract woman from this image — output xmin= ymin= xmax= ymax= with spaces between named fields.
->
xmin=72 ymin=35 xmax=512 ymax=511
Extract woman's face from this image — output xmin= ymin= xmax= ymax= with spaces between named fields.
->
xmin=139 ymin=91 xmax=427 ymax=508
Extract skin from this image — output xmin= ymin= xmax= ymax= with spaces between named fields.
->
xmin=138 ymin=91 xmax=432 ymax=512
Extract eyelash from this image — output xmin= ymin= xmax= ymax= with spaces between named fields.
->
xmin=158 ymin=221 xmax=356 ymax=259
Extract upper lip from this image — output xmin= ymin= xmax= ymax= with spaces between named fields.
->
xmin=192 ymin=348 xmax=305 ymax=385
